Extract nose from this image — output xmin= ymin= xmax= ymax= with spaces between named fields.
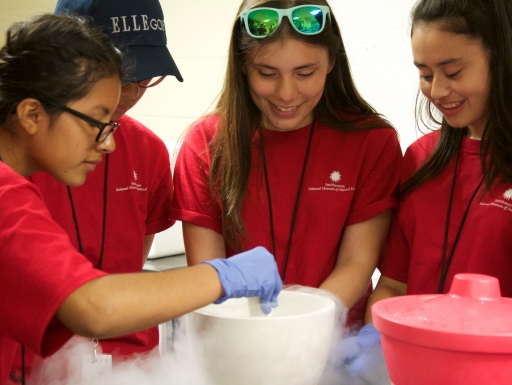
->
xmin=429 ymin=75 xmax=451 ymax=101
xmin=120 ymin=83 xmax=140 ymax=99
xmin=275 ymin=76 xmax=298 ymax=103
xmin=96 ymin=132 xmax=116 ymax=154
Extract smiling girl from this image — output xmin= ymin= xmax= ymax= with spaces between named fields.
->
xmin=171 ymin=0 xmax=402 ymax=328
xmin=342 ymin=0 xmax=512 ymax=379
xmin=371 ymin=0 xmax=512 ymax=308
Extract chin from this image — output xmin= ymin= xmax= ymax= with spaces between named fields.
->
xmin=56 ymin=174 xmax=87 ymax=187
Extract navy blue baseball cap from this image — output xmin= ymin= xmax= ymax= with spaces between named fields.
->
xmin=54 ymin=0 xmax=183 ymax=83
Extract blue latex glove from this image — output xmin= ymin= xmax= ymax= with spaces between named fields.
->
xmin=337 ymin=323 xmax=390 ymax=384
xmin=203 ymin=246 xmax=282 ymax=314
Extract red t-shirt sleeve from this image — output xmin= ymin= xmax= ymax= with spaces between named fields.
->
xmin=345 ymin=127 xmax=402 ymax=226
xmin=378 ymin=131 xmax=440 ymax=282
xmin=145 ymin=137 xmax=175 ymax=235
xmin=171 ymin=116 xmax=223 ymax=234
xmin=0 ymin=170 xmax=106 ymax=357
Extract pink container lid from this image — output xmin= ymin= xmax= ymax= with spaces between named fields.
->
xmin=372 ymin=274 xmax=512 ymax=353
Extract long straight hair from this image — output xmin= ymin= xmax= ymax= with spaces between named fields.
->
xmin=210 ymin=0 xmax=394 ymax=250
xmin=401 ymin=0 xmax=512 ymax=196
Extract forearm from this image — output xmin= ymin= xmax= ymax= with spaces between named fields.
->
xmin=56 ymin=264 xmax=223 ymax=339
xmin=365 ymin=275 xmax=407 ymax=324
xmin=183 ymin=222 xmax=226 ymax=265
xmin=319 ymin=260 xmax=374 ymax=309
xmin=321 ymin=210 xmax=392 ymax=309
xmin=142 ymin=234 xmax=155 ymax=264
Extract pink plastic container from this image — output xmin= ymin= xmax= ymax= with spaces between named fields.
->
xmin=372 ymin=274 xmax=512 ymax=385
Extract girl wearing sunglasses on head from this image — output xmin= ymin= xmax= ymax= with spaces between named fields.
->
xmin=171 ymin=0 xmax=402 ymax=329
xmin=0 ymin=14 xmax=281 ymax=384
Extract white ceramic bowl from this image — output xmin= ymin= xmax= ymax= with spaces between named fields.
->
xmin=186 ymin=289 xmax=336 ymax=385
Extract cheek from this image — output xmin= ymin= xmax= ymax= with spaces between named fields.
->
xmin=248 ymin=77 xmax=271 ymax=99
xmin=300 ymin=78 xmax=326 ymax=101
xmin=419 ymin=81 xmax=432 ymax=99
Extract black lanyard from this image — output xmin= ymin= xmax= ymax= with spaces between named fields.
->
xmin=258 ymin=120 xmax=315 ymax=281
xmin=438 ymin=147 xmax=484 ymax=293
xmin=67 ymin=154 xmax=109 ymax=269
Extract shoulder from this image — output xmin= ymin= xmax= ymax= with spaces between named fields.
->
xmin=117 ymin=115 xmax=165 ymax=144
xmin=404 ymin=131 xmax=439 ymax=164
xmin=319 ymin=119 xmax=400 ymax=151
xmin=0 ymin=163 xmax=38 ymax=194
xmin=0 ymin=164 xmax=48 ymax=213
xmin=182 ymin=115 xmax=220 ymax=149
xmin=186 ymin=115 xmax=219 ymax=139
xmin=402 ymin=130 xmax=440 ymax=179
xmin=115 ymin=115 xmax=169 ymax=160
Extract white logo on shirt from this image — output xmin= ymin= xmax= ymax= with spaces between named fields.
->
xmin=307 ymin=171 xmax=355 ymax=193
xmin=330 ymin=171 xmax=341 ymax=182
xmin=504 ymin=189 xmax=512 ymax=200
xmin=115 ymin=170 xmax=147 ymax=192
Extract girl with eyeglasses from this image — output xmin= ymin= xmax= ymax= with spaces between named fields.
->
xmin=0 ymin=14 xmax=281 ymax=384
xmin=340 ymin=0 xmax=512 ymax=382
xmin=22 ymin=0 xmax=181 ymax=369
xmin=172 ymin=0 xmax=402 ymax=329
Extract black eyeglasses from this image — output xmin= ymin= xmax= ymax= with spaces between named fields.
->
xmin=44 ymin=101 xmax=119 ymax=143
xmin=121 ymin=76 xmax=166 ymax=89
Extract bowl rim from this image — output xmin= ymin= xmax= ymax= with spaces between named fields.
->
xmin=373 ymin=296 xmax=512 ymax=353
xmin=191 ymin=291 xmax=337 ymax=320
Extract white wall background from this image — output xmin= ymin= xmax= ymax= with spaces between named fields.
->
xmin=0 ymin=0 xmax=422 ymax=152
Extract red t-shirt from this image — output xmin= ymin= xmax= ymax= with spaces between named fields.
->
xmin=28 ymin=115 xmax=174 ymax=357
xmin=380 ymin=131 xmax=512 ymax=296
xmin=172 ymin=115 xmax=402 ymax=326
xmin=0 ymin=162 xmax=106 ymax=383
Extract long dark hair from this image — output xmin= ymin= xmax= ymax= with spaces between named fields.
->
xmin=401 ymin=0 xmax=512 ymax=196
xmin=0 ymin=14 xmax=123 ymax=131
xmin=210 ymin=0 xmax=394 ymax=251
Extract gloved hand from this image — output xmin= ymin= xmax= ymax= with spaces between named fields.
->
xmin=202 ymin=246 xmax=282 ymax=314
xmin=337 ymin=323 xmax=390 ymax=384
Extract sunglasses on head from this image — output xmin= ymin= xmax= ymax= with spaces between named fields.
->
xmin=239 ymin=4 xmax=331 ymax=39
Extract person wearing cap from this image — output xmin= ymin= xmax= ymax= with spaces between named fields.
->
xmin=10 ymin=0 xmax=183 ymax=379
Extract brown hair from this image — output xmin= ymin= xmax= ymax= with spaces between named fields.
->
xmin=401 ymin=0 xmax=512 ymax=196
xmin=210 ymin=0 xmax=394 ymax=250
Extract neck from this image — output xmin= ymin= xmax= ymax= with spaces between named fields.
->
xmin=467 ymin=131 xmax=482 ymax=140
xmin=467 ymin=125 xmax=484 ymax=140
xmin=0 ymin=133 xmax=33 ymax=176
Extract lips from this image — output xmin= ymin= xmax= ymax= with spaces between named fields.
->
xmin=434 ymin=99 xmax=465 ymax=117
xmin=275 ymin=104 xmax=297 ymax=112
xmin=440 ymin=100 xmax=463 ymax=109
xmin=270 ymin=101 xmax=301 ymax=116
xmin=83 ymin=159 xmax=101 ymax=172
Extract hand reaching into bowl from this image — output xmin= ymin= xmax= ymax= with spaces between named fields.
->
xmin=202 ymin=247 xmax=282 ymax=314
xmin=337 ymin=323 xmax=390 ymax=384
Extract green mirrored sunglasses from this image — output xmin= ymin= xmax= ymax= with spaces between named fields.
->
xmin=239 ymin=4 xmax=331 ymax=38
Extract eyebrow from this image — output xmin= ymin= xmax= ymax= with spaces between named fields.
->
xmin=90 ymin=105 xmax=111 ymax=116
xmin=414 ymin=58 xmax=462 ymax=68
xmin=253 ymin=63 xmax=320 ymax=71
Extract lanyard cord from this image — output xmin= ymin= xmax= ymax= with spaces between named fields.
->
xmin=438 ymin=147 xmax=484 ymax=293
xmin=67 ymin=154 xmax=109 ymax=269
xmin=259 ymin=120 xmax=315 ymax=281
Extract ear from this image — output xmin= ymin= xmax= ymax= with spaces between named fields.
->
xmin=327 ymin=57 xmax=336 ymax=74
xmin=15 ymin=98 xmax=49 ymax=136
